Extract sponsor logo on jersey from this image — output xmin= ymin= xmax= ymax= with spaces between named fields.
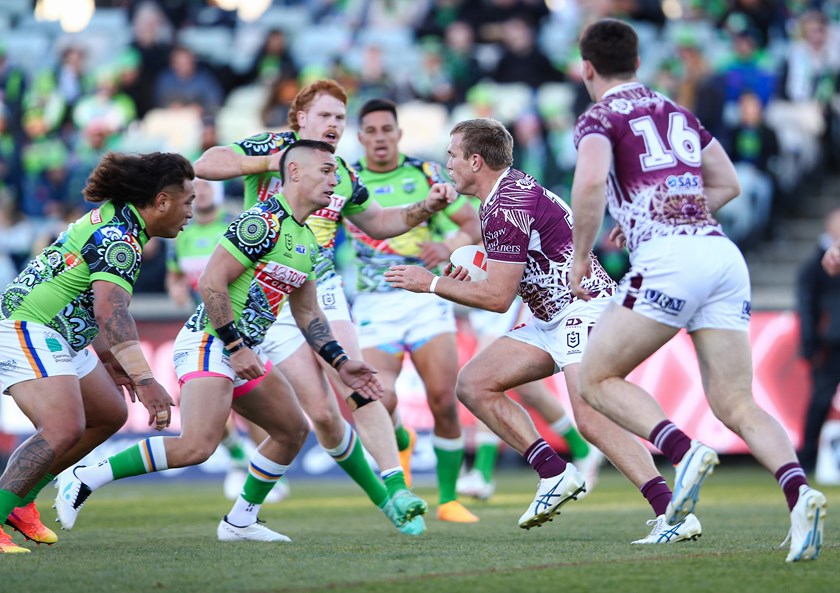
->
xmin=565 ymin=317 xmax=583 ymax=327
xmin=0 ymin=359 xmax=18 ymax=373
xmin=321 ymin=292 xmax=336 ymax=309
xmin=254 ymin=261 xmax=309 ymax=311
xmin=90 ymin=209 xmax=102 ymax=224
xmin=485 ymin=241 xmax=521 ymax=254
xmin=741 ymin=301 xmax=752 ymax=320
xmin=312 ymin=194 xmax=347 ymax=221
xmin=295 ymin=244 xmax=307 ymax=254
xmin=45 ymin=337 xmax=64 ymax=353
xmin=643 ymin=289 xmax=685 ymax=315
xmin=374 ymin=186 xmax=393 ymax=195
xmin=665 ymin=173 xmax=702 ymax=195
xmin=401 ymin=178 xmax=416 ymax=193
xmin=608 ymin=98 xmax=634 ymax=115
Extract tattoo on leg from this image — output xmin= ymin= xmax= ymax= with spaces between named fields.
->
xmin=0 ymin=434 xmax=55 ymax=496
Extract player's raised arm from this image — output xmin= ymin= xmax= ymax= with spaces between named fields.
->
xmin=194 ymin=145 xmax=283 ymax=180
xmin=348 ymin=182 xmax=454 ymax=240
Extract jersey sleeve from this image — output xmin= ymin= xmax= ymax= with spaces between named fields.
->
xmin=81 ymin=226 xmax=144 ymax=294
xmin=229 ymin=131 xmax=295 ymax=157
xmin=573 ymin=109 xmax=613 ymax=149
xmin=693 ymin=112 xmax=714 ymax=149
xmin=219 ymin=208 xmax=282 ymax=267
xmin=338 ymin=158 xmax=372 ymax=216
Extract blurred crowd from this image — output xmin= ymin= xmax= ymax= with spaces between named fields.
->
xmin=1 ymin=0 xmax=839 ymax=293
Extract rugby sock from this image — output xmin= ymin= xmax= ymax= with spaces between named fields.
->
xmin=394 ymin=424 xmax=412 ymax=452
xmin=640 ymin=476 xmax=672 ymax=517
xmin=381 ymin=467 xmax=409 ymax=498
xmin=79 ymin=437 xmax=170 ymax=489
xmin=524 ymin=438 xmax=567 ymax=479
xmin=0 ymin=489 xmax=24 ymax=524
xmin=775 ymin=462 xmax=809 ymax=511
xmin=325 ymin=420 xmax=388 ymax=508
xmin=227 ymin=451 xmax=289 ymax=526
xmin=433 ymin=434 xmax=465 ymax=504
xmin=473 ymin=431 xmax=501 ymax=482
xmin=221 ymin=430 xmax=249 ymax=469
xmin=649 ymin=420 xmax=692 ymax=466
xmin=20 ymin=473 xmax=55 ymax=506
xmin=551 ymin=417 xmax=590 ymax=460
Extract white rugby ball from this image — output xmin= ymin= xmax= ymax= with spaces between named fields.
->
xmin=450 ymin=245 xmax=488 ymax=281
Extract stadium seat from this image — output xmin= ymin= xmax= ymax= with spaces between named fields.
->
xmin=536 ymin=82 xmax=575 ymax=119
xmin=253 ymin=5 xmax=312 ymax=35
xmin=492 ymin=83 xmax=534 ymax=123
xmin=2 ymin=30 xmax=52 ymax=75
xmin=291 ymin=23 xmax=352 ymax=69
xmin=140 ymin=107 xmax=203 ymax=154
xmin=178 ymin=26 xmax=234 ymax=66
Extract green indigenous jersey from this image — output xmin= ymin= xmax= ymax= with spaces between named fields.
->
xmin=166 ymin=211 xmax=233 ymax=292
xmin=0 ymin=202 xmax=149 ymax=351
xmin=184 ymin=195 xmax=317 ymax=347
xmin=230 ymin=131 xmax=371 ymax=282
xmin=349 ymin=155 xmax=468 ymax=293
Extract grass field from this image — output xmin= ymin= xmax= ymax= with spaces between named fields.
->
xmin=0 ymin=462 xmax=835 ymax=593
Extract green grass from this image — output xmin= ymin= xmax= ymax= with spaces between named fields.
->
xmin=1 ymin=464 xmax=836 ymax=593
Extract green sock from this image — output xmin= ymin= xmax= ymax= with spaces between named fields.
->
xmin=21 ymin=473 xmax=55 ymax=506
xmin=394 ymin=425 xmax=411 ymax=452
xmin=241 ymin=473 xmax=277 ymax=504
xmin=382 ymin=468 xmax=408 ymax=499
xmin=0 ymin=489 xmax=24 ymax=523
xmin=108 ymin=437 xmax=169 ymax=481
xmin=558 ymin=424 xmax=590 ymax=460
xmin=327 ymin=424 xmax=388 ymax=508
xmin=222 ymin=431 xmax=248 ymax=464
xmin=433 ymin=435 xmax=465 ymax=504
xmin=473 ymin=443 xmax=500 ymax=482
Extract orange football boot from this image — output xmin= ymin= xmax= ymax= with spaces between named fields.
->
xmin=0 ymin=525 xmax=29 ymax=553
xmin=436 ymin=500 xmax=479 ymax=523
xmin=398 ymin=426 xmax=417 ymax=488
xmin=6 ymin=502 xmax=58 ymax=545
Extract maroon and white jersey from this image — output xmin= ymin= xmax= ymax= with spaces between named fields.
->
xmin=574 ymin=82 xmax=723 ymax=254
xmin=480 ymin=168 xmax=614 ymax=323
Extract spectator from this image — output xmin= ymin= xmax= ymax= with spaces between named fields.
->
xmin=260 ymin=75 xmax=299 ymax=128
xmin=0 ymin=189 xmax=34 ymax=287
xmin=0 ymin=105 xmax=21 ymax=202
xmin=491 ymin=17 xmax=563 ymax=88
xmin=126 ymin=1 xmax=175 ymax=118
xmin=241 ymin=29 xmax=299 ymax=87
xmin=441 ymin=20 xmax=483 ymax=105
xmin=0 ymin=45 xmax=27 ymax=139
xmin=672 ymin=34 xmax=727 ymax=141
xmin=796 ymin=207 xmax=840 ymax=474
xmin=20 ymin=111 xmax=70 ymax=219
xmin=54 ymin=46 xmax=88 ymax=115
xmin=154 ymin=45 xmax=224 ymax=114
xmin=409 ymin=41 xmax=457 ymax=106
xmin=72 ymin=68 xmax=137 ymax=135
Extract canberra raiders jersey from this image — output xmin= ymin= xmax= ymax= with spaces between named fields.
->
xmin=348 ymin=155 xmax=467 ymax=293
xmin=230 ymin=131 xmax=371 ymax=282
xmin=0 ymin=201 xmax=149 ymax=351
xmin=166 ymin=211 xmax=233 ymax=292
xmin=184 ymin=195 xmax=317 ymax=347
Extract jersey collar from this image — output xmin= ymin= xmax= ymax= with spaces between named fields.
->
xmin=602 ymin=81 xmax=644 ymax=99
xmin=273 ymin=192 xmax=305 ymax=227
xmin=125 ymin=202 xmax=149 ymax=240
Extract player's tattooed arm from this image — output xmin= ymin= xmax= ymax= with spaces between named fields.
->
xmin=300 ymin=314 xmax=336 ymax=352
xmin=203 ymin=285 xmax=236 ymax=329
xmin=401 ymin=199 xmax=436 ymax=227
xmin=92 ymin=281 xmax=140 ymax=347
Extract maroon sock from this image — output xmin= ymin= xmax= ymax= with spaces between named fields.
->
xmin=649 ymin=420 xmax=692 ymax=466
xmin=775 ymin=462 xmax=808 ymax=511
xmin=640 ymin=476 xmax=672 ymax=517
xmin=524 ymin=438 xmax=567 ymax=479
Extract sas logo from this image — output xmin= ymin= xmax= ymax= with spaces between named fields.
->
xmin=665 ymin=173 xmax=701 ymax=193
xmin=295 ymin=244 xmax=307 ymax=255
xmin=643 ymin=289 xmax=685 ymax=315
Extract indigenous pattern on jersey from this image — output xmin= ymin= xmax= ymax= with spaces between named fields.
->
xmin=184 ymin=196 xmax=317 ymax=347
xmin=349 ymin=155 xmax=467 ymax=292
xmin=0 ymin=202 xmax=148 ymax=351
xmin=231 ymin=131 xmax=371 ymax=282
xmin=573 ymin=82 xmax=723 ymax=253
xmin=167 ymin=212 xmax=233 ymax=291
xmin=481 ymin=168 xmax=613 ymax=322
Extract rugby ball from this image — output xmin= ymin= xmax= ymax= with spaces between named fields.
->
xmin=450 ymin=245 xmax=488 ymax=281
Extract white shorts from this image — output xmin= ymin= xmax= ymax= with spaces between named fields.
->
xmin=0 ymin=320 xmax=98 ymax=394
xmin=505 ymin=298 xmax=610 ymax=372
xmin=618 ymin=235 xmax=751 ymax=332
xmin=353 ymin=290 xmax=456 ymax=353
xmin=262 ymin=275 xmax=353 ymax=364
xmin=468 ymin=300 xmax=525 ymax=339
xmin=172 ymin=327 xmax=273 ymax=399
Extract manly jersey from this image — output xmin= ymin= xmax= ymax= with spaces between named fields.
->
xmin=348 ymin=155 xmax=468 ymax=293
xmin=230 ymin=131 xmax=372 ymax=282
xmin=573 ymin=82 xmax=723 ymax=254
xmin=184 ymin=195 xmax=317 ymax=347
xmin=166 ymin=212 xmax=233 ymax=292
xmin=481 ymin=168 xmax=614 ymax=323
xmin=0 ymin=202 xmax=148 ymax=351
